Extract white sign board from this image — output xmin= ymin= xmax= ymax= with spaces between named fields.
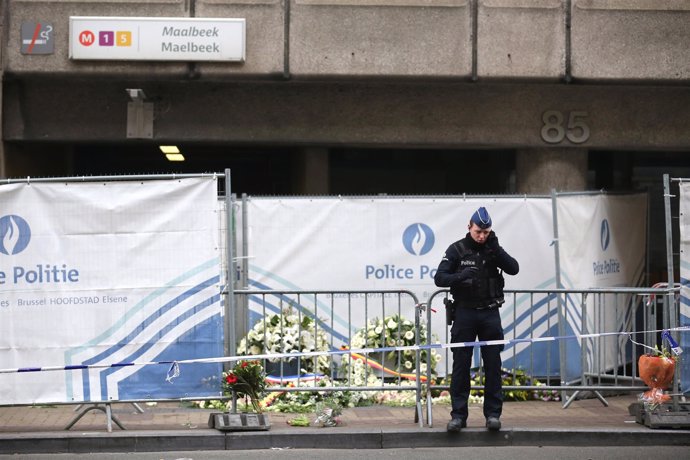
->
xmin=0 ymin=178 xmax=223 ymax=404
xmin=69 ymin=17 xmax=245 ymax=62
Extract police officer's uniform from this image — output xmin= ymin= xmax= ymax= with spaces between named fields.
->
xmin=434 ymin=207 xmax=519 ymax=432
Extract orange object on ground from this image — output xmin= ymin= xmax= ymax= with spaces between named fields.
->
xmin=638 ymin=354 xmax=675 ymax=390
xmin=638 ymin=354 xmax=676 ymax=406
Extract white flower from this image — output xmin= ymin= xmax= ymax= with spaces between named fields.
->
xmin=286 ymin=314 xmax=299 ymax=324
xmin=238 ymin=308 xmax=331 ymax=374
xmin=404 ymin=361 xmax=413 ymax=369
xmin=374 ymin=326 xmax=383 ymax=335
xmin=317 ymin=356 xmax=330 ymax=368
xmin=302 ymin=338 xmax=316 ymax=351
xmin=300 ymin=330 xmax=313 ymax=339
xmin=248 ymin=329 xmax=261 ymax=341
xmin=386 ymin=319 xmax=397 ymax=330
xmin=404 ymin=330 xmax=415 ymax=340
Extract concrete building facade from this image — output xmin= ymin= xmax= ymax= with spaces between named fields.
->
xmin=1 ymin=0 xmax=689 ymax=200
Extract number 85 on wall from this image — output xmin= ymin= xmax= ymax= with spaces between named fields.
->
xmin=540 ymin=110 xmax=590 ymax=144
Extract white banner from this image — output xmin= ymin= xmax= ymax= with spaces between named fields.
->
xmin=556 ymin=193 xmax=647 ymax=380
xmin=245 ymin=197 xmax=556 ymax=375
xmin=0 ymin=178 xmax=223 ymax=404
xmin=678 ymin=183 xmax=690 ymax=394
xmin=557 ymin=193 xmax=647 ymax=289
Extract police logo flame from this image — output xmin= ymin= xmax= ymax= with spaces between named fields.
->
xmin=600 ymin=219 xmax=610 ymax=251
xmin=0 ymin=215 xmax=31 ymax=255
xmin=402 ymin=223 xmax=435 ymax=256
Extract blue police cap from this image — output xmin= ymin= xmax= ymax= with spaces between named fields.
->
xmin=470 ymin=207 xmax=492 ymax=229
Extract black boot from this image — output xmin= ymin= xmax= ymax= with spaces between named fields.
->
xmin=446 ymin=418 xmax=467 ymax=432
xmin=486 ymin=417 xmax=501 ymax=431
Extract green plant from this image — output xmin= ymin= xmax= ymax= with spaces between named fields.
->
xmin=651 ymin=344 xmax=678 ymax=361
xmin=286 ymin=414 xmax=310 ymax=427
xmin=435 ymin=368 xmax=561 ymax=403
xmin=262 ymin=377 xmax=368 ymax=412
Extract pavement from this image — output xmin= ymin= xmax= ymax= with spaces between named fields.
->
xmin=1 ymin=393 xmax=689 ymax=454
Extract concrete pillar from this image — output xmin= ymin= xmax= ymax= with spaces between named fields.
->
xmin=515 ymin=148 xmax=588 ymax=194
xmin=293 ymin=148 xmax=330 ymax=195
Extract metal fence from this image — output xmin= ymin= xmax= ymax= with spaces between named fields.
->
xmin=662 ymin=175 xmax=689 ymax=407
xmin=232 ymin=289 xmax=426 ymax=426
xmin=229 ymin=285 xmax=678 ymax=428
xmin=421 ymin=286 xmax=678 ymax=426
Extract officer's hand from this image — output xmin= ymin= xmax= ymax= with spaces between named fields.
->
xmin=453 ymin=266 xmax=479 ymax=284
xmin=486 ymin=231 xmax=500 ymax=251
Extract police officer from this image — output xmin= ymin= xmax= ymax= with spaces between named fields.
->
xmin=434 ymin=207 xmax=519 ymax=432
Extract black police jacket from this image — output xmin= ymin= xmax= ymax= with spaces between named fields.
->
xmin=434 ymin=232 xmax=519 ymax=307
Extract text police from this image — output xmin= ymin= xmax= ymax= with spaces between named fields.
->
xmin=0 ymin=264 xmax=80 ymax=285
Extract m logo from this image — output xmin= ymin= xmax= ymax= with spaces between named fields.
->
xmin=600 ymin=219 xmax=610 ymax=251
xmin=0 ymin=215 xmax=31 ymax=255
xmin=402 ymin=223 xmax=435 ymax=256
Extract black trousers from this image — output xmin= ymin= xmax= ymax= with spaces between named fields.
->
xmin=449 ymin=306 xmax=504 ymax=421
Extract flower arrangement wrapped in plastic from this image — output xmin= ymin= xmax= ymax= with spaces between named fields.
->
xmin=237 ymin=306 xmax=331 ymax=374
xmin=223 ymin=360 xmax=267 ymax=413
xmin=638 ymin=345 xmax=677 ymax=408
xmin=313 ymin=399 xmax=343 ymax=427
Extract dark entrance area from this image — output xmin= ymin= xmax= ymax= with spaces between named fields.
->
xmin=70 ymin=143 xmax=519 ymax=196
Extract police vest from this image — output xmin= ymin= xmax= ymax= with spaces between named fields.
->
xmin=452 ymin=240 xmax=505 ymax=307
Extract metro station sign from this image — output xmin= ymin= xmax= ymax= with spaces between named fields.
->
xmin=69 ymin=17 xmax=245 ymax=62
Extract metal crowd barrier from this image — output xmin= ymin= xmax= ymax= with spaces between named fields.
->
xmin=230 ymin=286 xmax=677 ymax=428
xmin=424 ymin=286 xmax=678 ymax=427
xmin=1 ymin=286 xmax=677 ymax=431
xmin=232 ymin=289 xmax=425 ymax=426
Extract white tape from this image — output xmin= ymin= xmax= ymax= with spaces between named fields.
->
xmin=2 ymin=326 xmax=688 ymax=375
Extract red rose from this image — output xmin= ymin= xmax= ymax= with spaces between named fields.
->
xmin=225 ymin=374 xmax=238 ymax=384
xmin=241 ymin=361 xmax=249 ymax=368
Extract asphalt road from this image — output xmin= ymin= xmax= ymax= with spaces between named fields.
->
xmin=2 ymin=447 xmax=690 ymax=460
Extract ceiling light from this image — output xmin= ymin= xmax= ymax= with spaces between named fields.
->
xmin=165 ymin=153 xmax=185 ymax=162
xmin=159 ymin=145 xmax=180 ymax=154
